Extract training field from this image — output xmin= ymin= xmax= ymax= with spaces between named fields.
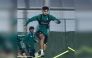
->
xmin=18 ymin=31 xmax=75 ymax=58
xmin=18 ymin=31 xmax=92 ymax=58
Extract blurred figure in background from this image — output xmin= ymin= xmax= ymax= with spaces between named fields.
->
xmin=23 ymin=26 xmax=39 ymax=58
xmin=17 ymin=35 xmax=27 ymax=58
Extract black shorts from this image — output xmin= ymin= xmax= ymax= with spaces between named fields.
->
xmin=19 ymin=48 xmax=25 ymax=54
xmin=36 ymin=30 xmax=48 ymax=45
xmin=27 ymin=49 xmax=35 ymax=58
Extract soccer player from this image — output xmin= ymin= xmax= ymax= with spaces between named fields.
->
xmin=23 ymin=26 xmax=38 ymax=58
xmin=24 ymin=6 xmax=61 ymax=57
xmin=17 ymin=35 xmax=26 ymax=58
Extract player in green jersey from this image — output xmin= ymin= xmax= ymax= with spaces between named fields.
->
xmin=24 ymin=6 xmax=61 ymax=57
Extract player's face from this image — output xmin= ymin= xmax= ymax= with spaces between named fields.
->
xmin=42 ymin=10 xmax=48 ymax=15
xmin=30 ymin=29 xmax=34 ymax=33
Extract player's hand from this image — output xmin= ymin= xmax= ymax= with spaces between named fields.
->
xmin=28 ymin=45 xmax=31 ymax=48
xmin=24 ymin=26 xmax=27 ymax=29
xmin=54 ymin=20 xmax=58 ymax=24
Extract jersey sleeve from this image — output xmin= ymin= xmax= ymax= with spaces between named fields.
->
xmin=50 ymin=15 xmax=61 ymax=24
xmin=24 ymin=15 xmax=38 ymax=26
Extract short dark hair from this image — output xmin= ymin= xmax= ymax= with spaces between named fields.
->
xmin=29 ymin=26 xmax=34 ymax=30
xmin=42 ymin=6 xmax=49 ymax=10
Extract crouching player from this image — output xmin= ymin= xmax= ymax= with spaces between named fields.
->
xmin=23 ymin=26 xmax=38 ymax=58
xmin=17 ymin=35 xmax=26 ymax=58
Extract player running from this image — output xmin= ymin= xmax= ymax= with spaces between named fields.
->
xmin=24 ymin=6 xmax=61 ymax=57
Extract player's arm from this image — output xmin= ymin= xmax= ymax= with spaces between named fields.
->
xmin=24 ymin=16 xmax=38 ymax=29
xmin=50 ymin=15 xmax=61 ymax=24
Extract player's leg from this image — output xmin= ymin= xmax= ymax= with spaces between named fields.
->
xmin=38 ymin=35 xmax=48 ymax=57
xmin=21 ymin=48 xmax=26 ymax=58
xmin=18 ymin=51 xmax=22 ymax=56
xmin=21 ymin=43 xmax=26 ymax=58
xmin=32 ymin=49 xmax=35 ymax=58
xmin=36 ymin=31 xmax=45 ymax=55
xmin=43 ymin=35 xmax=48 ymax=51
xmin=27 ymin=50 xmax=34 ymax=58
xmin=18 ymin=48 xmax=22 ymax=56
xmin=36 ymin=35 xmax=48 ymax=57
xmin=39 ymin=33 xmax=45 ymax=54
xmin=18 ymin=48 xmax=26 ymax=58
xmin=22 ymin=53 xmax=27 ymax=58
xmin=43 ymin=44 xmax=47 ymax=51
